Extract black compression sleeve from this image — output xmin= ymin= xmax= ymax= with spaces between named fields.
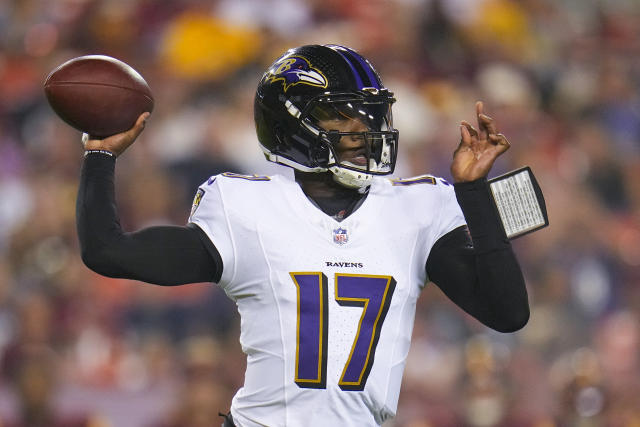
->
xmin=425 ymin=178 xmax=529 ymax=332
xmin=76 ymin=153 xmax=223 ymax=285
xmin=453 ymin=178 xmax=508 ymax=253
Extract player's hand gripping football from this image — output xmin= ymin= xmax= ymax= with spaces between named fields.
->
xmin=450 ymin=101 xmax=510 ymax=183
xmin=83 ymin=112 xmax=150 ymax=157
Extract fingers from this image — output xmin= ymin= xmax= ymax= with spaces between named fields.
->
xmin=460 ymin=124 xmax=472 ymax=146
xmin=112 ymin=112 xmax=149 ymax=155
xmin=489 ymin=133 xmax=510 ymax=154
xmin=127 ymin=112 xmax=150 ymax=140
xmin=137 ymin=112 xmax=151 ymax=126
xmin=461 ymin=120 xmax=478 ymax=138
xmin=458 ymin=101 xmax=511 ymax=158
xmin=83 ymin=112 xmax=151 ymax=155
xmin=476 ymin=104 xmax=497 ymax=137
xmin=476 ymin=100 xmax=484 ymax=117
xmin=479 ymin=113 xmax=497 ymax=136
xmin=82 ymin=112 xmax=150 ymax=144
xmin=454 ymin=124 xmax=474 ymax=158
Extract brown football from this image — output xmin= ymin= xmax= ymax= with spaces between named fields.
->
xmin=44 ymin=55 xmax=154 ymax=138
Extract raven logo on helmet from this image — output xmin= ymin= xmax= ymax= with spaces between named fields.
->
xmin=265 ymin=56 xmax=328 ymax=92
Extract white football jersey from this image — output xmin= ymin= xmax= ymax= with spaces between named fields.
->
xmin=189 ymin=172 xmax=466 ymax=427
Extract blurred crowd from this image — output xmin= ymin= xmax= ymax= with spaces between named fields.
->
xmin=1 ymin=0 xmax=640 ymax=426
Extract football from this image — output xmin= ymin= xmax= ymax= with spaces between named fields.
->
xmin=44 ymin=55 xmax=154 ymax=138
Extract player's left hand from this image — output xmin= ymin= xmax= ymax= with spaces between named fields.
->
xmin=450 ymin=101 xmax=510 ymax=183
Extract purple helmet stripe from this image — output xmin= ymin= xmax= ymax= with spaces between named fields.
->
xmin=340 ymin=46 xmax=381 ymax=89
xmin=326 ymin=45 xmax=365 ymax=89
xmin=327 ymin=45 xmax=380 ymax=89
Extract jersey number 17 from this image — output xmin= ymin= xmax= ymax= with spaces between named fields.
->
xmin=290 ymin=272 xmax=396 ymax=391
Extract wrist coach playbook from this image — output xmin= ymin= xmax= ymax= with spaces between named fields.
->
xmin=488 ymin=166 xmax=549 ymax=239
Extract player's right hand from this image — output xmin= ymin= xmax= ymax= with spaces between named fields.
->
xmin=83 ymin=112 xmax=150 ymax=157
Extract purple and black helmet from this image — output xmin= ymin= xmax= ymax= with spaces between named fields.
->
xmin=254 ymin=44 xmax=399 ymax=188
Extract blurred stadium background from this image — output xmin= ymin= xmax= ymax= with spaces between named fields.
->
xmin=1 ymin=0 xmax=640 ymax=425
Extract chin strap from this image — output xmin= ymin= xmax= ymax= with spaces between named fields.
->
xmin=329 ymin=165 xmax=373 ymax=189
xmin=326 ymin=149 xmax=374 ymax=189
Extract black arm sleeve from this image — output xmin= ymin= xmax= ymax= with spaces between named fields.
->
xmin=426 ymin=179 xmax=529 ymax=332
xmin=76 ymin=153 xmax=223 ymax=286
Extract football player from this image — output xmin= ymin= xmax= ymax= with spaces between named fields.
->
xmin=78 ymin=45 xmax=528 ymax=427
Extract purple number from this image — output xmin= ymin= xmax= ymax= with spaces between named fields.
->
xmin=335 ymin=274 xmax=396 ymax=391
xmin=290 ymin=272 xmax=328 ymax=388
xmin=291 ymin=272 xmax=396 ymax=391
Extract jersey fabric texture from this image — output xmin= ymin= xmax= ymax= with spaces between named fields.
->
xmin=189 ymin=173 xmax=466 ymax=427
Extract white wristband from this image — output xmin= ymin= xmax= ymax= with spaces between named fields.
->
xmin=84 ymin=150 xmax=115 ymax=157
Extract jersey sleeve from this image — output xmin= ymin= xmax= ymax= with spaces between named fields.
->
xmin=188 ymin=177 xmax=235 ymax=287
xmin=434 ymin=179 xmax=467 ymax=242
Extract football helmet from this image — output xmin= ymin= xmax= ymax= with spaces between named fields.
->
xmin=254 ymin=44 xmax=399 ymax=188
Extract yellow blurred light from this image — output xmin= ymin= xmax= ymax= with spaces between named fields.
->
xmin=161 ymin=12 xmax=262 ymax=80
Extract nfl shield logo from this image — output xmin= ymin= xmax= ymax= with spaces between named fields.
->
xmin=333 ymin=227 xmax=348 ymax=245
